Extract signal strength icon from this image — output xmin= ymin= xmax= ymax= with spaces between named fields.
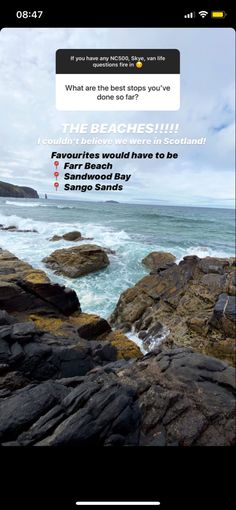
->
xmin=199 ymin=11 xmax=208 ymax=18
xmin=184 ymin=12 xmax=195 ymax=18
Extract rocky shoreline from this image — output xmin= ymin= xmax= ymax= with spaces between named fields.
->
xmin=0 ymin=247 xmax=235 ymax=446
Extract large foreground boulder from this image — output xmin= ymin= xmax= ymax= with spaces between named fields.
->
xmin=0 ymin=249 xmax=80 ymax=315
xmin=43 ymin=244 xmax=110 ymax=277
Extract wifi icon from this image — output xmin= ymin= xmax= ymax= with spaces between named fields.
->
xmin=199 ymin=10 xmax=208 ymax=18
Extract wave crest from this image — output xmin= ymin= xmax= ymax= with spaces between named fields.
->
xmin=5 ymin=201 xmax=75 ymax=210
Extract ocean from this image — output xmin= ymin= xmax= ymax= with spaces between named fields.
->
xmin=0 ymin=198 xmax=235 ymax=321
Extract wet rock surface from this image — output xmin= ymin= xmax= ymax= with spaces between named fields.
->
xmin=43 ymin=244 xmax=110 ymax=277
xmin=0 ymin=346 xmax=235 ymax=446
xmin=142 ymin=251 xmax=176 ymax=272
xmin=110 ymin=254 xmax=236 ymax=365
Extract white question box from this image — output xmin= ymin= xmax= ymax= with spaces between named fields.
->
xmin=56 ymin=50 xmax=180 ymax=111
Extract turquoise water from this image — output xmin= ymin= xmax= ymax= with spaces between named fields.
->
xmin=0 ymin=198 xmax=235 ymax=318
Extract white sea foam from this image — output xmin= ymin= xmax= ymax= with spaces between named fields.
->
xmin=0 ymin=212 xmax=131 ymax=249
xmin=127 ymin=325 xmax=170 ymax=355
xmin=176 ymin=245 xmax=231 ymax=262
xmin=187 ymin=245 xmax=231 ymax=258
xmin=126 ymin=330 xmax=147 ymax=354
xmin=5 ymin=201 xmax=46 ymax=207
xmin=84 ymin=223 xmax=131 ymax=249
xmin=57 ymin=205 xmax=76 ymax=209
xmin=5 ymin=200 xmax=76 ymax=209
xmin=0 ymin=213 xmax=66 ymax=234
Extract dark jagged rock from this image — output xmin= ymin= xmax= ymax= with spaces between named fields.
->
xmin=0 ymin=310 xmax=17 ymax=325
xmin=18 ymin=280 xmax=80 ymax=316
xmin=0 ymin=325 xmax=12 ymax=341
xmin=76 ymin=317 xmax=111 ymax=339
xmin=11 ymin=322 xmax=37 ymax=344
xmin=0 ymin=310 xmax=118 ymax=383
xmin=110 ymin=254 xmax=236 ymax=365
xmin=0 ymin=225 xmax=38 ymax=233
xmin=0 ymin=347 xmax=234 ymax=446
xmin=0 ymin=180 xmax=38 ymax=198
xmin=198 ymin=257 xmax=230 ymax=274
xmin=0 ymin=381 xmax=69 ymax=442
xmin=210 ymin=293 xmax=236 ymax=335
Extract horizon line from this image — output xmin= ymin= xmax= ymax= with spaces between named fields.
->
xmin=37 ymin=196 xmax=235 ymax=210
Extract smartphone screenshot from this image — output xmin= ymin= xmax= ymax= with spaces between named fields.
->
xmin=0 ymin=6 xmax=235 ymax=510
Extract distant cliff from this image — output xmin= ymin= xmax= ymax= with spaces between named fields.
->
xmin=0 ymin=181 xmax=39 ymax=198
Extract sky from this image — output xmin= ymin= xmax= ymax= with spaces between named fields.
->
xmin=0 ymin=27 xmax=235 ymax=207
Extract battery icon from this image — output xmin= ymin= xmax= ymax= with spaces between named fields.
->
xmin=211 ymin=11 xmax=226 ymax=18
